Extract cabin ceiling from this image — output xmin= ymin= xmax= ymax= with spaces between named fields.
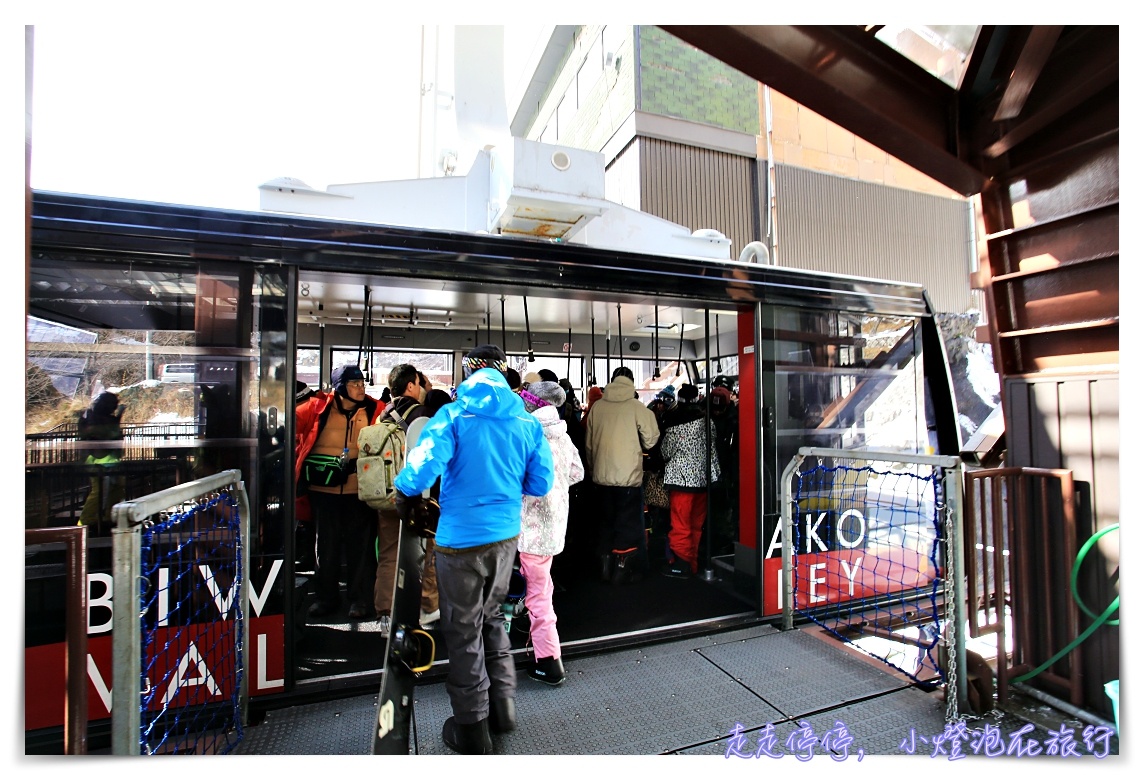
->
xmin=297 ymin=271 xmax=739 ymax=337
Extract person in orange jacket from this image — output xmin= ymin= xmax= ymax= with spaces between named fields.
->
xmin=295 ymin=364 xmax=384 ymax=621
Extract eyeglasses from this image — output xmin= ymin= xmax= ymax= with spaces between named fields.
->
xmin=345 ymin=380 xmax=366 ymax=388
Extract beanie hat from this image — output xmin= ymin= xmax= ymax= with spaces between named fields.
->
xmin=463 ymin=344 xmax=509 ymax=379
xmin=656 ymin=384 xmax=676 ymax=402
xmin=522 ymin=371 xmax=542 ymax=386
xmin=520 ymin=389 xmax=547 ymax=414
xmin=505 ymin=367 xmax=522 ymax=391
xmin=330 ymin=364 xmax=364 ymax=396
xmin=425 ymin=388 xmax=452 ymax=415
xmin=295 ymin=381 xmax=314 ymax=404
xmin=710 ymin=386 xmax=732 ymax=410
xmin=538 ymin=369 xmax=560 ymax=383
xmin=529 ymin=380 xmax=566 ymax=410
xmin=587 ymin=386 xmax=604 ymax=404
xmin=678 ymin=383 xmax=699 ymax=403
xmin=558 ymin=378 xmax=580 ymax=408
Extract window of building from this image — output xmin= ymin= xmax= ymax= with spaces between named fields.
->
xmin=577 ymin=36 xmax=603 ymax=103
xmin=557 ymin=88 xmax=576 ymax=140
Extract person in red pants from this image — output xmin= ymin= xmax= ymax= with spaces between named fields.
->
xmin=659 ymin=384 xmax=721 ymax=576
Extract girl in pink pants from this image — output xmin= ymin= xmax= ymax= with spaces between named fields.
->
xmin=519 ymin=381 xmax=584 ymax=685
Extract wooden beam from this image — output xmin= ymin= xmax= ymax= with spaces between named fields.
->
xmin=993 ymin=26 xmax=1063 ymax=121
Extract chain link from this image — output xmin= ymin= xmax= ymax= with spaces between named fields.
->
xmin=940 ymin=477 xmax=958 ymax=724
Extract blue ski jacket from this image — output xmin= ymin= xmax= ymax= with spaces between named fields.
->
xmin=394 ymin=367 xmax=554 ymax=549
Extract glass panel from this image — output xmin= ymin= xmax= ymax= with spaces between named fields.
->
xmin=26 ymin=255 xmax=265 ymax=540
xmin=696 ymin=353 xmax=740 ymax=391
xmin=254 ymin=269 xmax=290 ymax=559
xmin=590 ymin=357 xmax=689 ymax=405
xmin=768 ymin=308 xmax=927 ymax=479
xmin=296 ymin=348 xmax=321 ymax=389
xmin=507 ymin=353 xmax=584 ymax=392
xmin=329 ymin=348 xmax=455 ymax=398
xmin=872 ymin=25 xmax=979 ymax=89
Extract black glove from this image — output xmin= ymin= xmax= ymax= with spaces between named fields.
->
xmin=408 ymin=497 xmax=440 ymax=539
xmin=396 ymin=492 xmax=439 ymax=538
xmin=395 ymin=491 xmax=421 ymax=524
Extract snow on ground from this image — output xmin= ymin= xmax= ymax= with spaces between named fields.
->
xmin=966 ymin=346 xmax=1000 ymax=406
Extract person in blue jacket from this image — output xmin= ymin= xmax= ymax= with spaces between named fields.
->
xmin=394 ymin=344 xmax=554 ymax=755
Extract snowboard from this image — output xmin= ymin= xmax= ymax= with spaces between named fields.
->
xmin=372 ymin=415 xmax=437 ymax=755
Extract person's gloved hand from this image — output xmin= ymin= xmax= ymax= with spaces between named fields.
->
xmin=395 ymin=491 xmax=422 ymax=524
xmin=407 ymin=497 xmax=440 ymax=539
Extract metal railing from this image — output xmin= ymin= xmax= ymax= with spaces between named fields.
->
xmin=111 ymin=469 xmax=250 ymax=755
xmin=781 ymin=446 xmax=967 ymax=720
xmin=963 ymin=467 xmax=1082 ymax=706
xmin=24 ymin=526 xmax=88 ymax=755
xmin=26 ymin=422 xmax=201 ymax=465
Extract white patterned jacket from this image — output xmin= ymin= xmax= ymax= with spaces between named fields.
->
xmin=519 ymin=405 xmax=585 ymax=556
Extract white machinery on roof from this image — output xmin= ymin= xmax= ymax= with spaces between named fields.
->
xmin=259 ymin=26 xmax=732 ymax=262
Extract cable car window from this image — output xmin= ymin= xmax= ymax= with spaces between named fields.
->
xmin=329 ymin=348 xmax=455 ymax=397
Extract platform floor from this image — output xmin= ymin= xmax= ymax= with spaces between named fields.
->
xmin=235 ymin=623 xmax=1116 ymax=758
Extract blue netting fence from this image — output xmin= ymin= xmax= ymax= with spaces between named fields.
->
xmin=111 ymin=470 xmax=248 ymax=755
xmin=781 ymin=448 xmax=965 ymax=720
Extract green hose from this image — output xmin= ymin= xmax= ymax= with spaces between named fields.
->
xmin=1011 ymin=523 xmax=1119 ymax=683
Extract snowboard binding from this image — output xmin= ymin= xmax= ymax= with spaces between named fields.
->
xmin=389 ymin=624 xmax=436 ymax=674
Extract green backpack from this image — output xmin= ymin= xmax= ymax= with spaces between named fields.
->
xmin=356 ymin=404 xmax=419 ymax=511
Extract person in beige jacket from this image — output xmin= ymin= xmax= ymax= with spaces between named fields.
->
xmin=584 ymin=366 xmax=660 ymax=584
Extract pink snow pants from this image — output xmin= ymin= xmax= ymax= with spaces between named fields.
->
xmin=518 ymin=551 xmax=561 ymax=659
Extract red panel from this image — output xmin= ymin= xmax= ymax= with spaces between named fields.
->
xmin=25 ymin=635 xmax=112 ymax=730
xmin=762 ymin=550 xmax=937 ymax=615
xmin=24 ymin=616 xmax=284 ymax=731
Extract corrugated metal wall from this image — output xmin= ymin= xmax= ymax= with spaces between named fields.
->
xmin=1005 ymin=377 xmax=1119 ymax=530
xmin=774 ymin=164 xmax=974 ymax=314
xmin=636 ymin=137 xmax=758 ymax=260
xmin=1004 ymin=374 xmax=1119 ymax=713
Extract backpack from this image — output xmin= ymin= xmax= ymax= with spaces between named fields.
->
xmin=356 ymin=404 xmax=420 ymax=511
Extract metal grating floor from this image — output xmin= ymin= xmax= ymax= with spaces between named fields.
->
xmin=235 ymin=624 xmax=1110 ymax=757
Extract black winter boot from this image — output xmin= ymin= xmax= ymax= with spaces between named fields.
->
xmin=442 ymin=716 xmax=494 ymax=754
xmin=527 ymin=656 xmax=566 ymax=686
xmin=489 ymin=697 xmax=517 ymax=734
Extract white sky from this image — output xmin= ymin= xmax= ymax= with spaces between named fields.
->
xmin=25 ymin=11 xmax=551 ymax=212
xmin=25 ymin=3 xmax=1109 ymax=215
